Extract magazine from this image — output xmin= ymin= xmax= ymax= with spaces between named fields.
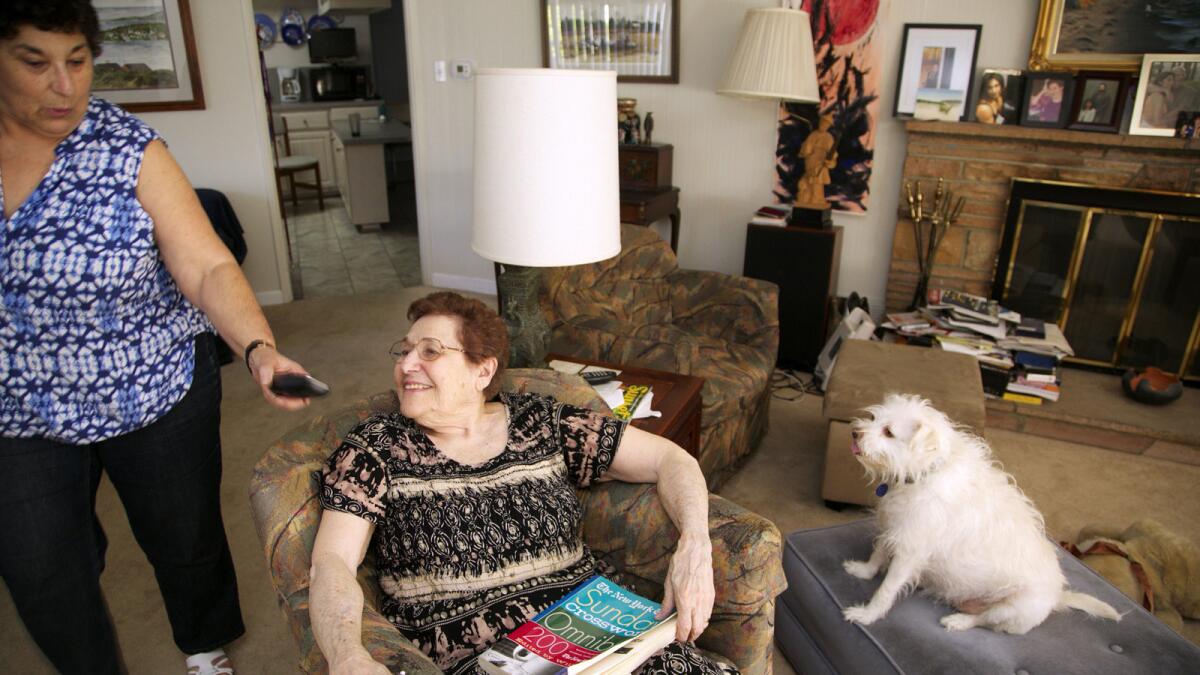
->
xmin=610 ymin=384 xmax=652 ymax=421
xmin=926 ymin=288 xmax=1001 ymax=324
xmin=477 ymin=575 xmax=675 ymax=675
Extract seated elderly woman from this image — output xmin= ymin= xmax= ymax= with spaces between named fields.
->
xmin=311 ymin=292 xmax=732 ymax=674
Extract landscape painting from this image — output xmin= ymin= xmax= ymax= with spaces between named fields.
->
xmin=1030 ymin=0 xmax=1200 ymax=72
xmin=541 ymin=0 xmax=678 ymax=83
xmin=91 ymin=0 xmax=204 ymax=111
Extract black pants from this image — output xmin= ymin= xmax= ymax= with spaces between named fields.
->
xmin=0 ymin=335 xmax=244 ymax=674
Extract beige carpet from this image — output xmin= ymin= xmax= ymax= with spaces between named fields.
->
xmin=2 ymin=287 xmax=1197 ymax=673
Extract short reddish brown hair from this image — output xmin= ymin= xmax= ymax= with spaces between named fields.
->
xmin=407 ymin=291 xmax=509 ymax=399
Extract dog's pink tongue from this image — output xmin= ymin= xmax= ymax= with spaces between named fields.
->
xmin=850 ymin=438 xmax=862 ymax=455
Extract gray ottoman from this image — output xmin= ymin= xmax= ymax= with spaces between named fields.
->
xmin=777 ymin=519 xmax=1200 ymax=674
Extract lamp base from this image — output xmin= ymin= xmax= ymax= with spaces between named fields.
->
xmin=496 ymin=264 xmax=549 ymax=369
xmin=788 ymin=207 xmax=832 ymax=229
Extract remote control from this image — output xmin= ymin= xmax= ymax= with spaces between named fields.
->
xmin=270 ymin=373 xmax=331 ymax=398
xmin=580 ymin=370 xmax=618 ymax=385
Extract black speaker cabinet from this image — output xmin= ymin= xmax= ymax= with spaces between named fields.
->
xmin=743 ymin=224 xmax=843 ymax=371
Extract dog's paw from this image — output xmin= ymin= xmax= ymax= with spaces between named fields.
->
xmin=843 ymin=560 xmax=877 ymax=580
xmin=940 ymin=613 xmax=977 ymax=631
xmin=843 ymin=605 xmax=882 ymax=625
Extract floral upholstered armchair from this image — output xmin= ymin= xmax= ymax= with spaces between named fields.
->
xmin=249 ymin=369 xmax=786 ymax=675
xmin=539 ymin=224 xmax=780 ymax=489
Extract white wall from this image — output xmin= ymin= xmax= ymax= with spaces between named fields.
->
xmin=404 ymin=0 xmax=1039 ymax=311
xmin=253 ymin=0 xmax=375 ymax=70
xmin=140 ymin=0 xmax=290 ymax=305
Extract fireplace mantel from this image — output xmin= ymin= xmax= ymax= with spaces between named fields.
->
xmin=886 ymin=120 xmax=1200 ymax=313
xmin=902 ymin=119 xmax=1198 ymax=153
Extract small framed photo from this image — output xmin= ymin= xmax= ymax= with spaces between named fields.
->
xmin=893 ymin=24 xmax=982 ymax=121
xmin=1019 ymin=72 xmax=1075 ymax=128
xmin=1129 ymin=54 xmax=1200 ymax=137
xmin=971 ymin=68 xmax=1024 ymax=125
xmin=1067 ymin=72 xmax=1130 ymax=133
xmin=1176 ymin=111 xmax=1200 ymax=139
xmin=541 ymin=0 xmax=679 ymax=83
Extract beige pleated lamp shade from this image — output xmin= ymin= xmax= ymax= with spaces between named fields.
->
xmin=718 ymin=7 xmax=820 ymax=103
xmin=472 ymin=68 xmax=621 ymax=267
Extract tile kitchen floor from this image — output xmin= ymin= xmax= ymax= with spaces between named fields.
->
xmin=284 ymin=195 xmax=421 ymax=299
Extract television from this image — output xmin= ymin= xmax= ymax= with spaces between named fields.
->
xmin=308 ymin=27 xmax=356 ymax=63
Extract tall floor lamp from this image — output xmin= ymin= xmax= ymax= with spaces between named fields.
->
xmin=471 ymin=68 xmax=621 ymax=368
xmin=717 ymin=4 xmax=823 ymax=225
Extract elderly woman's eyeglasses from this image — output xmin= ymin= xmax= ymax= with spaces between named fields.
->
xmin=389 ymin=337 xmax=473 ymax=362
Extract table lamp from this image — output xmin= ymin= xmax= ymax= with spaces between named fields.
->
xmin=472 ymin=68 xmax=621 ymax=368
xmin=717 ymin=3 xmax=824 ymax=226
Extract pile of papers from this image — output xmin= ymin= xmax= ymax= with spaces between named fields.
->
xmin=880 ymin=289 xmax=1074 ymax=405
xmin=547 ymin=360 xmax=660 ymax=420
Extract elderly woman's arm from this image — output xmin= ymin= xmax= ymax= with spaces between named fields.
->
xmin=136 ymin=140 xmax=310 ymax=411
xmin=310 ymin=510 xmax=389 ymax=675
xmin=601 ymin=426 xmax=713 ymax=643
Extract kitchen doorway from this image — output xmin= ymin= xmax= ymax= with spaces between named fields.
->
xmin=256 ymin=0 xmax=420 ymax=299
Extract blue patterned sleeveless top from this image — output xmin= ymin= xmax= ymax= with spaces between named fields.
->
xmin=0 ymin=97 xmax=213 ymax=444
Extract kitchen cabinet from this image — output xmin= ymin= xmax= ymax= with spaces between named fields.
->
xmin=318 ymin=0 xmax=390 ymax=14
xmin=331 ymin=130 xmax=389 ymax=229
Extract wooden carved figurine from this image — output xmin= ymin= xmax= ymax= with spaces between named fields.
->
xmin=794 ymin=114 xmax=837 ymax=210
xmin=643 ymin=112 xmax=654 ymax=144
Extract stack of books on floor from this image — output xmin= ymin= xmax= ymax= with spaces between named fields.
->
xmin=880 ymin=289 xmax=1073 ymax=405
xmin=750 ymin=205 xmax=788 ymax=226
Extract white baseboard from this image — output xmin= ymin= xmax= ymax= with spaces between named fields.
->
xmin=431 ymin=273 xmax=497 ymax=297
xmin=256 ymin=290 xmax=286 ymax=306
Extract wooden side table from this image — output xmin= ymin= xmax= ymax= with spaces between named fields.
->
xmin=620 ymin=187 xmax=681 ymax=253
xmin=546 ymin=353 xmax=703 ymax=457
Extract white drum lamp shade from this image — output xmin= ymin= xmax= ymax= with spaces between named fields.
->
xmin=472 ymin=68 xmax=621 ymax=267
xmin=718 ymin=7 xmax=820 ymax=103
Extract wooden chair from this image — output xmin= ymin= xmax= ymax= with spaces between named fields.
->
xmin=274 ymin=117 xmax=325 ymax=211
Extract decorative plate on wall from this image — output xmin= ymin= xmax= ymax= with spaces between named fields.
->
xmin=307 ymin=14 xmax=337 ymax=32
xmin=280 ymin=23 xmax=306 ymax=47
xmin=254 ymin=13 xmax=276 ymax=50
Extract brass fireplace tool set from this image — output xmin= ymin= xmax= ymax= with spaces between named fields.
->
xmin=905 ymin=177 xmax=966 ymax=309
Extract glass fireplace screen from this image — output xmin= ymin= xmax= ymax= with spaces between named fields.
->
xmin=993 ymin=180 xmax=1200 ymax=381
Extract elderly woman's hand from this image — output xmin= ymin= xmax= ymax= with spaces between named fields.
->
xmin=329 ymin=650 xmax=391 ymax=675
xmin=657 ymin=531 xmax=715 ymax=643
xmin=247 ymin=344 xmax=313 ymax=411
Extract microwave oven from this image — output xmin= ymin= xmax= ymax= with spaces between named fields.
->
xmin=310 ymin=66 xmax=369 ymax=101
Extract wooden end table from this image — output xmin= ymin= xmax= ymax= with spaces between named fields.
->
xmin=620 ymin=187 xmax=681 ymax=253
xmin=546 ymin=353 xmax=704 ymax=457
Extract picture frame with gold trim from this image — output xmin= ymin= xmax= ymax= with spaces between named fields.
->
xmin=1028 ymin=0 xmax=1200 ymax=73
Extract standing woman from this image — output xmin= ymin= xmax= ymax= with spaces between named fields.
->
xmin=0 ymin=2 xmax=314 ymax=674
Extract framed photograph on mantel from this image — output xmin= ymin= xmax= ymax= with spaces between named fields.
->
xmin=91 ymin=0 xmax=205 ymax=112
xmin=1067 ymin=71 xmax=1130 ymax=133
xmin=892 ymin=24 xmax=981 ymax=121
xmin=1029 ymin=0 xmax=1200 ymax=73
xmin=1020 ymin=72 xmax=1074 ymax=128
xmin=1130 ymin=54 xmax=1200 ymax=137
xmin=541 ymin=0 xmax=679 ymax=83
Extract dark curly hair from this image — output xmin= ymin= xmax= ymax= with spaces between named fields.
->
xmin=407 ymin=292 xmax=509 ymax=399
xmin=0 ymin=0 xmax=102 ymax=57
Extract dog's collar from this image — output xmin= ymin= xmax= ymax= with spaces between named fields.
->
xmin=875 ymin=478 xmax=914 ymax=497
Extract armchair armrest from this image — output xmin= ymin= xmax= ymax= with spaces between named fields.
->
xmin=667 ymin=270 xmax=780 ymax=355
xmin=577 ymin=481 xmax=786 ymax=675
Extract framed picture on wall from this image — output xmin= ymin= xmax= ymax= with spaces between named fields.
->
xmin=893 ymin=24 xmax=981 ymax=121
xmin=540 ymin=0 xmax=679 ymax=83
xmin=91 ymin=0 xmax=205 ymax=112
xmin=1066 ymin=71 xmax=1129 ymax=133
xmin=1029 ymin=0 xmax=1200 ymax=73
xmin=971 ymin=68 xmax=1024 ymax=125
xmin=1129 ymin=54 xmax=1200 ymax=137
xmin=1019 ymin=72 xmax=1074 ymax=128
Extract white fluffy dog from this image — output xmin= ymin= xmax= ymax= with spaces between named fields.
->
xmin=841 ymin=393 xmax=1120 ymax=634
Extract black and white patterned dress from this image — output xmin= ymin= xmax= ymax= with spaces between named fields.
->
xmin=321 ymin=392 xmax=734 ymax=674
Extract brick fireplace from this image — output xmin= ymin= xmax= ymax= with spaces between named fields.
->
xmin=885 ymin=120 xmax=1200 ymax=313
